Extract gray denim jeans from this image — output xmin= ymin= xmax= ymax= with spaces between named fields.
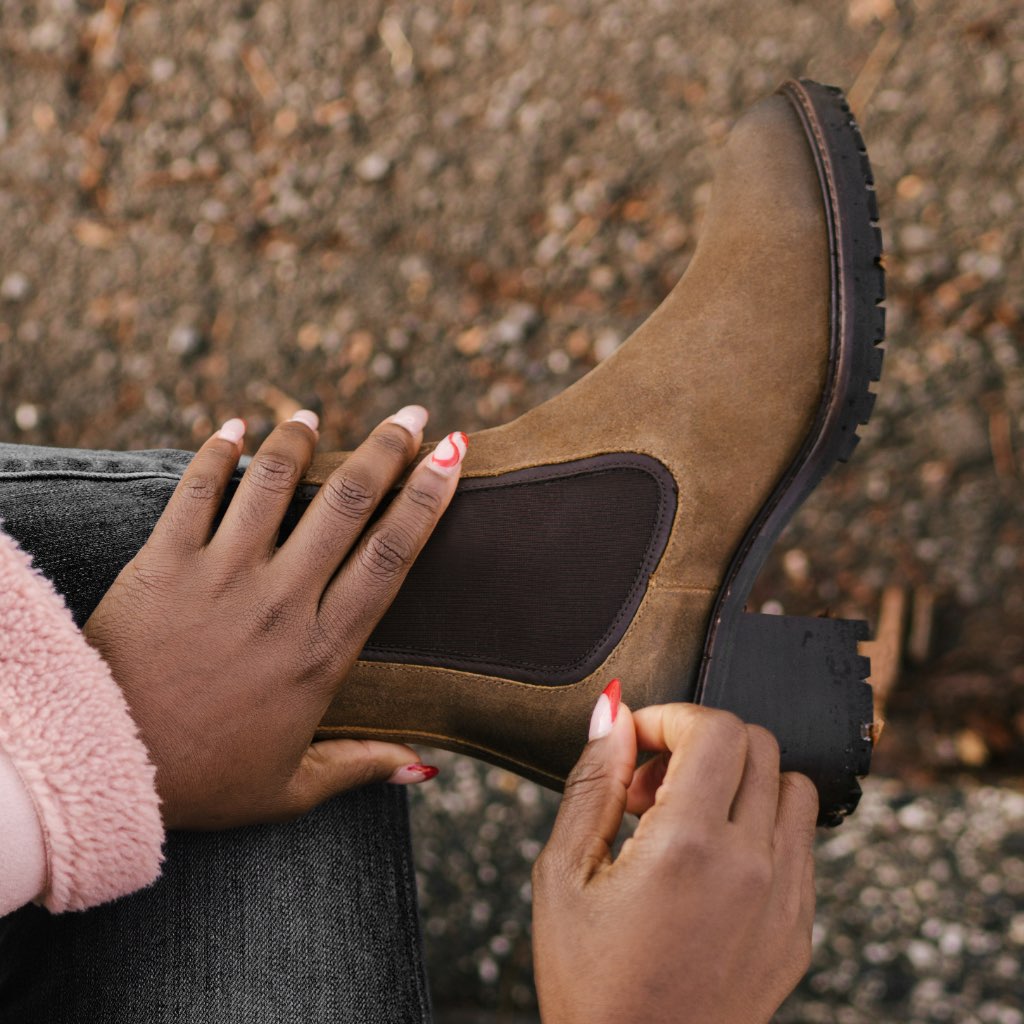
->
xmin=0 ymin=443 xmax=432 ymax=1024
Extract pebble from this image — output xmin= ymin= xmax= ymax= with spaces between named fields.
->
xmin=13 ymin=403 xmax=39 ymax=430
xmin=1 ymin=272 xmax=30 ymax=302
xmin=167 ymin=325 xmax=202 ymax=356
xmin=370 ymin=352 xmax=395 ymax=380
xmin=355 ymin=153 xmax=391 ymax=182
xmin=592 ymin=329 xmax=622 ymax=361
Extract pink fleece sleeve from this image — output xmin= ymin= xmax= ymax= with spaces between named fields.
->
xmin=0 ymin=747 xmax=46 ymax=910
xmin=0 ymin=528 xmax=164 ymax=915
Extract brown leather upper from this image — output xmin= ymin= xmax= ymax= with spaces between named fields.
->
xmin=304 ymin=94 xmax=832 ymax=785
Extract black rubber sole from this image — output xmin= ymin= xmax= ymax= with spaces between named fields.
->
xmin=695 ymin=79 xmax=885 ymax=826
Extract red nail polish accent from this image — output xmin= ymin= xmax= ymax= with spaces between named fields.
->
xmin=603 ymin=678 xmax=621 ymax=723
xmin=388 ymin=762 xmax=440 ymax=785
xmin=430 ymin=431 xmax=468 ymax=468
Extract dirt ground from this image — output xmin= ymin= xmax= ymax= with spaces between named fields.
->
xmin=1 ymin=0 xmax=1022 ymax=1019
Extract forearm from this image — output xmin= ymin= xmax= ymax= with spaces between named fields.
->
xmin=0 ymin=528 xmax=164 ymax=914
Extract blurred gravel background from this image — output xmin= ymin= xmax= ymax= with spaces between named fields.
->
xmin=1 ymin=0 xmax=1022 ymax=1019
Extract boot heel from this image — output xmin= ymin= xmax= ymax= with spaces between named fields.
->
xmin=699 ymin=613 xmax=874 ymax=826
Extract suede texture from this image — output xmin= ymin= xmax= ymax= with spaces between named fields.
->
xmin=305 ymin=93 xmax=833 ymax=785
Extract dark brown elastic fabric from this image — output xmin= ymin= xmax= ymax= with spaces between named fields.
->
xmin=360 ymin=454 xmax=677 ymax=685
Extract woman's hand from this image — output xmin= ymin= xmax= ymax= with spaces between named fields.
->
xmin=532 ymin=686 xmax=818 ymax=1024
xmin=84 ymin=407 xmax=467 ymax=830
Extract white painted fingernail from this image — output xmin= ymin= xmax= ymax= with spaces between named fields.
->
xmin=387 ymin=405 xmax=429 ymax=436
xmin=388 ymin=763 xmax=440 ymax=785
xmin=217 ymin=418 xmax=246 ymax=444
xmin=290 ymin=409 xmax=320 ymax=433
xmin=588 ymin=679 xmax=621 ymax=741
xmin=427 ymin=431 xmax=468 ymax=476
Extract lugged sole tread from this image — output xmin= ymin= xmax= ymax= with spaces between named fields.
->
xmin=698 ymin=79 xmax=887 ymax=825
xmin=795 ymin=78 xmax=886 ymax=476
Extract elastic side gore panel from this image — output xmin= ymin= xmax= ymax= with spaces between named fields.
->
xmin=360 ymin=453 xmax=677 ymax=685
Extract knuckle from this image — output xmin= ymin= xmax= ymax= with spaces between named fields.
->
xmin=703 ymin=708 xmax=749 ymax=748
xmin=320 ymin=473 xmax=378 ymax=521
xmin=124 ymin=554 xmax=180 ymax=597
xmin=248 ymin=595 xmax=294 ymax=636
xmin=206 ymin=563 xmax=254 ymax=598
xmin=735 ymin=849 xmax=774 ymax=894
xmin=782 ymin=777 xmax=821 ymax=835
xmin=401 ymin=481 xmax=444 ymax=519
xmin=782 ymin=771 xmax=819 ymax=811
xmin=180 ymin=473 xmax=221 ymax=504
xmin=247 ymin=452 xmax=301 ymax=494
xmin=203 ymin=442 xmax=240 ymax=471
xmin=563 ymin=760 xmax=610 ymax=803
xmin=359 ymin=528 xmax=415 ymax=583
xmin=369 ymin=427 xmax=413 ymax=462
xmin=673 ymin=825 xmax=717 ymax=865
xmin=746 ymin=724 xmax=781 ymax=763
xmin=345 ymin=755 xmax=383 ymax=792
xmin=301 ymin=618 xmax=339 ymax=677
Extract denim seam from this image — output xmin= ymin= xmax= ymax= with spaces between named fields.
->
xmin=0 ymin=471 xmax=185 ymax=483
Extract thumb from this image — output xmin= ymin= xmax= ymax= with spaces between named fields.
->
xmin=544 ymin=679 xmax=637 ymax=883
xmin=287 ymin=739 xmax=438 ymax=814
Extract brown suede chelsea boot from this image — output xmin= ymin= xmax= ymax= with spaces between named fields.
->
xmin=303 ymin=79 xmax=885 ymax=825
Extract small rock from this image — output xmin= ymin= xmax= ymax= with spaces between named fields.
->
xmin=955 ymin=729 xmax=989 ymax=767
xmin=167 ymin=325 xmax=202 ymax=356
xmin=493 ymin=304 xmax=539 ymax=346
xmin=782 ymin=548 xmax=810 ymax=584
xmin=565 ymin=329 xmax=590 ymax=358
xmin=296 ymin=323 xmax=322 ymax=351
xmin=593 ymin=329 xmax=621 ymax=361
xmin=355 ymin=153 xmax=391 ymax=182
xmin=455 ymin=326 xmax=485 ymax=356
xmin=1 ymin=272 xmax=30 ymax=302
xmin=370 ymin=352 xmax=395 ymax=380
xmin=546 ymin=349 xmax=570 ymax=374
xmin=150 ymin=56 xmax=176 ymax=82
xmin=14 ymin=404 xmax=39 ymax=430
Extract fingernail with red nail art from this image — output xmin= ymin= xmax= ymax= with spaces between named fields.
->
xmin=387 ymin=405 xmax=429 ymax=437
xmin=588 ymin=678 xmax=621 ymax=741
xmin=217 ymin=418 xmax=246 ymax=445
xmin=388 ymin=764 xmax=440 ymax=785
xmin=289 ymin=409 xmax=320 ymax=435
xmin=428 ymin=431 xmax=468 ymax=475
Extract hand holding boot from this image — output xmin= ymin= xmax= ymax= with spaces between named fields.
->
xmin=84 ymin=407 xmax=466 ymax=829
xmin=532 ymin=696 xmax=818 ymax=1024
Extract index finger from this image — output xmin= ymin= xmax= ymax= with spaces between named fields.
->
xmin=147 ymin=419 xmax=246 ymax=553
xmin=321 ymin=431 xmax=468 ymax=642
xmin=630 ymin=703 xmax=750 ymax=827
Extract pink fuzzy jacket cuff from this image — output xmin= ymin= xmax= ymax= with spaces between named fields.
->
xmin=0 ymin=528 xmax=164 ymax=914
